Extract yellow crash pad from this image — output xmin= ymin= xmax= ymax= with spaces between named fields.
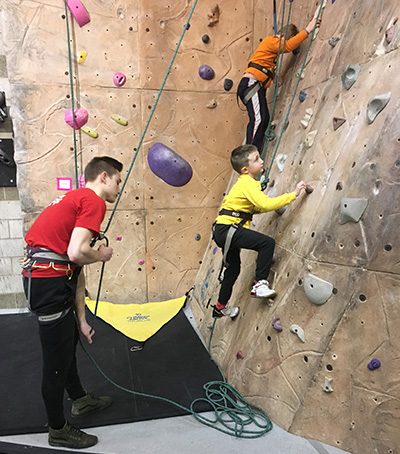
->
xmin=86 ymin=295 xmax=186 ymax=342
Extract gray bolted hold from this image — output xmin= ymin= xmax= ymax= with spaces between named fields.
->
xmin=339 ymin=198 xmax=368 ymax=224
xmin=322 ymin=377 xmax=333 ymax=393
xmin=224 ymin=79 xmax=233 ymax=91
xmin=303 ymin=273 xmax=333 ymax=305
xmin=290 ymin=324 xmax=305 ymax=342
xmin=194 ymin=233 xmax=201 ymax=241
xmin=341 ymin=64 xmax=360 ymax=90
xmin=202 ymin=34 xmax=210 ymax=43
xmin=366 ymin=92 xmax=391 ymax=124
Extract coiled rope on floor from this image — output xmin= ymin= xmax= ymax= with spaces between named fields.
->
xmin=65 ymin=0 xmax=273 ymax=439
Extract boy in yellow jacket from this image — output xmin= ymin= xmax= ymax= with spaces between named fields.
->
xmin=238 ymin=17 xmax=321 ymax=151
xmin=212 ymin=144 xmax=307 ymax=318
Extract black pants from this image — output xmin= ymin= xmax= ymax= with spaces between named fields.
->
xmin=213 ymin=224 xmax=275 ymax=305
xmin=237 ymin=77 xmax=270 ymax=152
xmin=23 ymin=270 xmax=85 ymax=429
xmin=38 ymin=309 xmax=85 ymax=429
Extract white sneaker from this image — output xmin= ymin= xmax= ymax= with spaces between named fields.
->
xmin=251 ymin=280 xmax=277 ymax=298
xmin=221 ymin=306 xmax=240 ymax=318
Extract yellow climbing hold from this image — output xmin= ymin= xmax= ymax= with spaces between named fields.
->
xmin=81 ymin=126 xmax=98 ymax=138
xmin=111 ymin=114 xmax=128 ymax=126
xmin=78 ymin=51 xmax=88 ymax=64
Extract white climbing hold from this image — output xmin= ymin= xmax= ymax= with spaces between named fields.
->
xmin=276 ymin=154 xmax=288 ymax=172
xmin=303 ymin=273 xmax=333 ymax=305
xmin=323 ymin=377 xmax=333 ymax=393
xmin=301 ymin=108 xmax=313 ymax=129
xmin=304 ymin=130 xmax=318 ymax=149
xmin=366 ymin=92 xmax=391 ymax=124
xmin=290 ymin=324 xmax=305 ymax=342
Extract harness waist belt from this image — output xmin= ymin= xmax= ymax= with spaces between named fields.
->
xmin=23 ymin=246 xmax=71 ymax=268
xmin=219 ymin=209 xmax=253 ymax=222
xmin=37 ymin=307 xmax=71 ymax=323
xmin=248 ymin=62 xmax=275 ymax=81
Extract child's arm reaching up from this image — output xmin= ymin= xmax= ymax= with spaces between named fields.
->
xmin=294 ymin=180 xmax=308 ymax=197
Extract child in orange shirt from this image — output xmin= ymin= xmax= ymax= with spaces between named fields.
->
xmin=237 ymin=17 xmax=321 ymax=151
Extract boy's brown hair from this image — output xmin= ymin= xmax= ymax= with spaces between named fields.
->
xmin=84 ymin=156 xmax=123 ymax=182
xmin=278 ymin=23 xmax=299 ymax=40
xmin=230 ymin=144 xmax=258 ymax=174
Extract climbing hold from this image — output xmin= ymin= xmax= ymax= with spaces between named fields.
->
xmin=184 ymin=23 xmax=191 ymax=30
xmin=207 ymin=4 xmax=220 ymax=27
xmin=206 ymin=99 xmax=218 ymax=109
xmin=272 ymin=318 xmax=283 ymax=331
xmin=328 ymin=36 xmax=340 ymax=47
xmin=205 ymin=282 xmax=209 ymax=288
xmin=303 ymin=273 xmax=333 ymax=305
xmin=290 ymin=324 xmax=305 ymax=342
xmin=299 ymin=90 xmax=307 ymax=102
xmin=202 ymin=34 xmax=210 ymax=43
xmin=195 ymin=233 xmax=201 ymax=241
xmin=138 ymin=259 xmax=145 ymax=265
xmin=78 ymin=50 xmax=88 ymax=64
xmin=78 ymin=174 xmax=86 ymax=188
xmin=224 ymin=79 xmax=233 ymax=91
xmin=367 ymin=358 xmax=381 ymax=370
xmin=366 ymin=92 xmax=391 ymax=124
xmin=111 ymin=114 xmax=128 ymax=126
xmin=276 ymin=154 xmax=288 ymax=172
xmin=301 ymin=108 xmax=313 ymax=129
xmin=64 ymin=108 xmax=88 ymax=130
xmin=333 ymin=117 xmax=346 ymax=131
xmin=295 ymin=69 xmax=305 ymax=80
xmin=66 ymin=0 xmax=90 ymax=27
xmin=385 ymin=25 xmax=397 ymax=44
xmin=113 ymin=72 xmax=126 ymax=87
xmin=341 ymin=64 xmax=360 ymax=90
xmin=332 ymin=0 xmax=336 ymax=4
xmin=322 ymin=377 xmax=333 ymax=393
xmin=177 ymin=217 xmax=182 ymax=222
xmin=147 ymin=142 xmax=193 ymax=187
xmin=304 ymin=130 xmax=318 ymax=149
xmin=199 ymin=65 xmax=215 ymax=80
xmin=275 ymin=206 xmax=287 ymax=216
xmin=80 ymin=126 xmax=98 ymax=138
xmin=236 ymin=350 xmax=245 ymax=360
xmin=292 ymin=45 xmax=301 ymax=56
xmin=339 ymin=198 xmax=368 ymax=224
xmin=213 ymin=247 xmax=218 ymax=255
xmin=115 ymin=236 xmax=122 ymax=241
xmin=305 ymin=184 xmax=314 ymax=194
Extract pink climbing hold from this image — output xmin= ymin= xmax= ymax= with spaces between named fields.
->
xmin=64 ymin=108 xmax=88 ymax=130
xmin=115 ymin=236 xmax=122 ymax=241
xmin=78 ymin=174 xmax=86 ymax=188
xmin=113 ymin=72 xmax=127 ymax=87
xmin=385 ymin=25 xmax=397 ymax=44
xmin=66 ymin=0 xmax=90 ymax=28
xmin=138 ymin=260 xmax=145 ymax=265
xmin=236 ymin=350 xmax=245 ymax=360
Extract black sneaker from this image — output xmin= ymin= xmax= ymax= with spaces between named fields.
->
xmin=212 ymin=305 xmax=239 ymax=319
xmin=71 ymin=392 xmax=112 ymax=417
xmin=49 ymin=421 xmax=97 ymax=449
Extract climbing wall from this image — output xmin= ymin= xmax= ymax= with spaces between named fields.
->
xmin=1 ymin=0 xmax=248 ymax=303
xmin=2 ymin=0 xmax=400 ymax=451
xmin=190 ymin=0 xmax=400 ymax=453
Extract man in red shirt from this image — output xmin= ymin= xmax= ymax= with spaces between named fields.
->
xmin=237 ymin=17 xmax=321 ymax=152
xmin=23 ymin=156 xmax=122 ymax=449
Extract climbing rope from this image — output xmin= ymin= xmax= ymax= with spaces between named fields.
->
xmin=64 ymin=0 xmax=79 ymax=189
xmin=260 ymin=1 xmax=325 ymax=189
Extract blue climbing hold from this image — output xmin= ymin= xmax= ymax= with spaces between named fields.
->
xmin=199 ymin=65 xmax=215 ymax=80
xmin=147 ymin=142 xmax=193 ymax=187
xmin=367 ymin=358 xmax=381 ymax=370
xmin=213 ymin=247 xmax=218 ymax=255
xmin=205 ymin=282 xmax=209 ymax=288
xmin=299 ymin=90 xmax=307 ymax=102
xmin=332 ymin=0 xmax=336 ymax=3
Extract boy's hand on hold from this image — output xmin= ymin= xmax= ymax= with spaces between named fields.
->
xmin=98 ymin=244 xmax=113 ymax=262
xmin=305 ymin=18 xmax=321 ymax=34
xmin=294 ymin=181 xmax=307 ymax=197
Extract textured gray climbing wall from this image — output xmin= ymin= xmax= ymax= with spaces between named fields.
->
xmin=2 ymin=0 xmax=400 ymax=452
xmin=190 ymin=0 xmax=400 ymax=453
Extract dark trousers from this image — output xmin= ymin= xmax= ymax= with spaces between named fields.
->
xmin=38 ymin=309 xmax=86 ymax=429
xmin=213 ymin=224 xmax=275 ymax=305
xmin=237 ymin=77 xmax=270 ymax=153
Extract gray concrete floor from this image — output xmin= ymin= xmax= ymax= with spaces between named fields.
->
xmin=0 ymin=307 xmax=350 ymax=454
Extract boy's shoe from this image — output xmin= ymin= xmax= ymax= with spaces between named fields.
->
xmin=212 ymin=305 xmax=240 ymax=319
xmin=49 ymin=421 xmax=98 ymax=449
xmin=71 ymin=392 xmax=112 ymax=417
xmin=251 ymin=280 xmax=277 ymax=299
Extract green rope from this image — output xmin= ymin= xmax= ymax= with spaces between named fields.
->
xmin=261 ymin=1 xmax=324 ymax=190
xmin=64 ymin=1 xmax=79 ymax=189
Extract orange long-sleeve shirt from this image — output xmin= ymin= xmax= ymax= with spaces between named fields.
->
xmin=245 ymin=29 xmax=309 ymax=87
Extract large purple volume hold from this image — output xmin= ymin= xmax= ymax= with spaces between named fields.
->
xmin=147 ymin=142 xmax=193 ymax=187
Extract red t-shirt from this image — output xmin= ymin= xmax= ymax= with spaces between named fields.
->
xmin=25 ymin=188 xmax=106 ymax=277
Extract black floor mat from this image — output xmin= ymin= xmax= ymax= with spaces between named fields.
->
xmin=0 ymin=309 xmax=222 ymax=436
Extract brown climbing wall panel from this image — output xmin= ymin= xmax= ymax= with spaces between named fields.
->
xmin=3 ymin=0 xmax=400 ymax=452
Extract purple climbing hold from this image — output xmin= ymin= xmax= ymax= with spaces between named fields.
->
xmin=199 ymin=65 xmax=215 ymax=80
xmin=272 ymin=317 xmax=283 ymax=331
xmin=184 ymin=23 xmax=191 ymax=30
xmin=367 ymin=358 xmax=381 ymax=370
xmin=213 ymin=246 xmax=218 ymax=255
xmin=236 ymin=350 xmax=245 ymax=360
xmin=147 ymin=142 xmax=193 ymax=187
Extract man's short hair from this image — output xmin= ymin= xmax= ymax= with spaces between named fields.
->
xmin=278 ymin=23 xmax=299 ymax=40
xmin=230 ymin=144 xmax=258 ymax=174
xmin=84 ymin=156 xmax=123 ymax=182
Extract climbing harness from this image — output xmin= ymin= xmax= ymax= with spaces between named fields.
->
xmin=247 ymin=62 xmax=275 ymax=83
